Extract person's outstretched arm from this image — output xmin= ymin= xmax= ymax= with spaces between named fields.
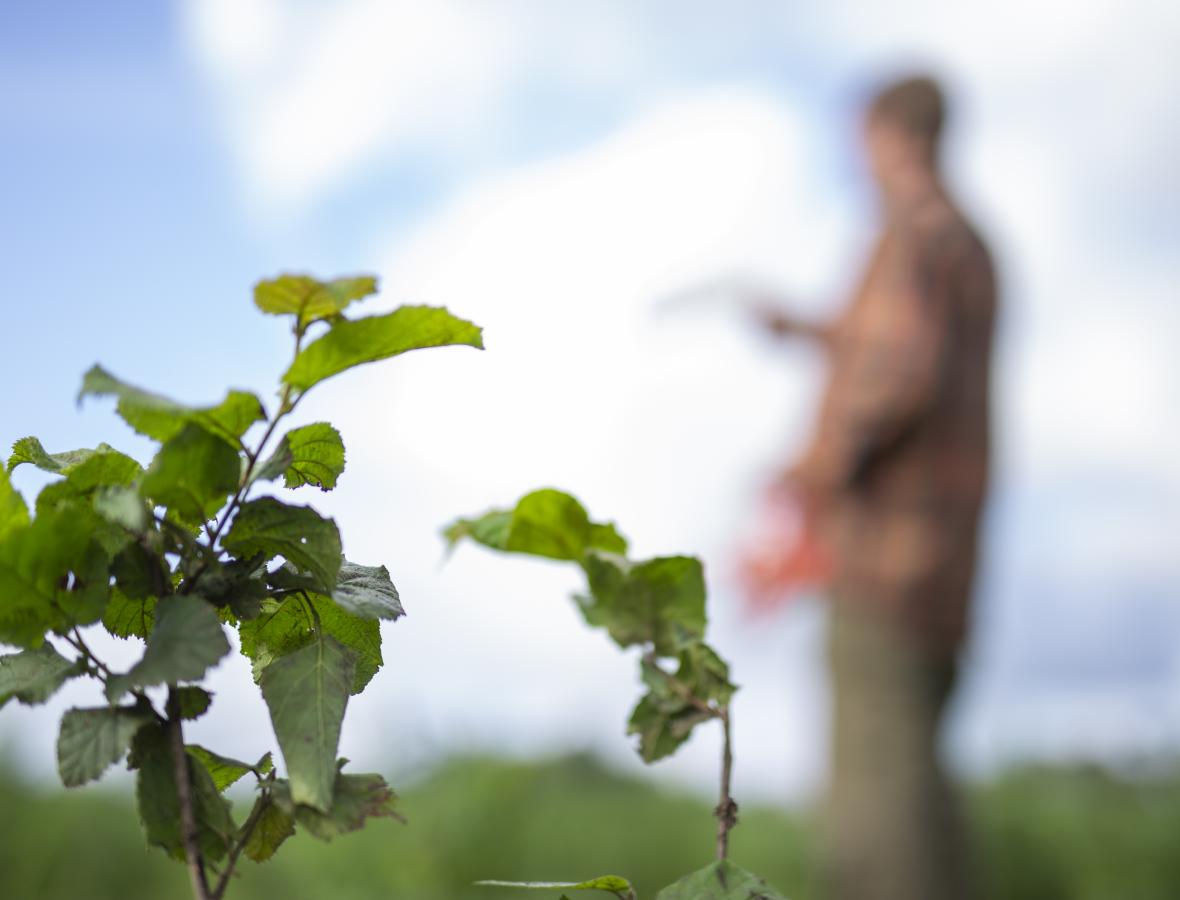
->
xmin=750 ymin=302 xmax=836 ymax=346
xmin=655 ymin=276 xmax=835 ymax=346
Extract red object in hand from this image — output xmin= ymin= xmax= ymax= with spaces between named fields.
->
xmin=736 ymin=485 xmax=833 ymax=615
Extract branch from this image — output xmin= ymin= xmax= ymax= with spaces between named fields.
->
xmin=61 ymin=628 xmax=162 ymax=722
xmin=714 ymin=707 xmax=738 ymax=862
xmin=167 ymin=689 xmax=211 ymax=900
xmin=210 ymin=791 xmax=271 ymax=900
xmin=182 ymin=328 xmax=305 ymax=595
xmin=62 ymin=629 xmax=113 ymax=684
xmin=639 ymin=651 xmax=737 ymax=859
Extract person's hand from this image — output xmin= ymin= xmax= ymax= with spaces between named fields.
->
xmin=745 ymin=298 xmax=835 ymax=346
xmin=747 ymin=300 xmax=801 ymax=338
xmin=735 ymin=479 xmax=833 ymax=615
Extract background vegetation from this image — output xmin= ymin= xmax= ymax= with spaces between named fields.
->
xmin=2 ymin=753 xmax=1176 ymax=900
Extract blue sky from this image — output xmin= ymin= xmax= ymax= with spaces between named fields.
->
xmin=2 ymin=0 xmax=1180 ymax=800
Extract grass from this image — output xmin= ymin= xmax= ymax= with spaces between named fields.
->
xmin=1 ymin=753 xmax=1177 ymax=899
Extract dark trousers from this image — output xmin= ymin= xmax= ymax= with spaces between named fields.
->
xmin=822 ymin=601 xmax=972 ymax=900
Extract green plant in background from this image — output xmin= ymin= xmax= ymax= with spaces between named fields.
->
xmin=0 ymin=274 xmax=483 ymax=900
xmin=446 ymin=489 xmax=788 ymax=900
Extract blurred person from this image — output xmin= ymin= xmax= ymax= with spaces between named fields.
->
xmin=743 ymin=75 xmax=998 ymax=900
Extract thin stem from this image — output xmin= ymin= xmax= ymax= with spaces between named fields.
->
xmin=182 ymin=328 xmax=305 ymax=595
xmin=714 ymin=707 xmax=737 ymax=862
xmin=63 ymin=629 xmax=112 ymax=683
xmin=61 ymin=628 xmax=160 ymax=718
xmin=640 ymin=652 xmax=737 ymax=861
xmin=210 ymin=791 xmax=271 ymax=900
xmin=167 ymin=689 xmax=211 ymax=900
xmin=206 ymin=393 xmax=288 ymax=544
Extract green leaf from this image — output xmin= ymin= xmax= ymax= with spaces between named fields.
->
xmin=139 ymin=423 xmax=240 ymax=525
xmin=10 ymin=439 xmax=144 ymax=499
xmin=254 ymin=423 xmax=346 ymax=491
xmin=444 ymin=489 xmax=629 ymax=561
xmin=445 ymin=490 xmax=586 ymax=561
xmin=31 ymin=476 xmax=135 ymax=560
xmin=110 ymin=543 xmax=165 ymax=600
xmin=251 ymin=439 xmax=293 ymax=485
xmin=241 ymin=796 xmax=296 ymax=862
xmin=253 ymin=274 xmax=378 ymax=329
xmin=131 ymin=723 xmax=235 ymax=862
xmin=672 ymin=643 xmax=736 ymax=706
xmin=13 ymin=491 xmax=115 ymax=633
xmin=588 ymin=522 xmax=629 ymax=556
xmin=281 ymin=423 xmax=346 ymax=490
xmin=56 ymin=539 xmax=111 ymax=627
xmin=654 ymin=862 xmax=787 ymax=900
xmin=78 ymin=366 xmax=265 ymax=446
xmin=190 ymin=553 xmax=269 ymax=621
xmin=105 ymin=595 xmax=230 ymax=701
xmin=565 ymin=879 xmax=634 ymax=893
xmin=63 ymin=448 xmax=143 ymax=490
xmin=263 ymin=561 xmax=324 ymax=595
xmin=0 ymin=466 xmax=28 ymax=541
xmin=102 ymin=590 xmax=157 ymax=640
xmin=333 ymin=560 xmax=403 ymax=621
xmin=198 ymin=391 xmax=267 ymax=445
xmin=625 ymin=644 xmax=735 ymax=763
xmin=259 ymin=633 xmax=356 ymax=812
xmin=442 ymin=509 xmax=512 ymax=554
xmin=627 ymin=690 xmax=713 ymax=764
xmin=174 ymin=686 xmax=213 ymax=721
xmin=9 ymin=437 xmax=116 ymax=475
xmin=0 ymin=644 xmax=84 ymax=708
xmin=628 ymin=643 xmax=738 ymax=764
xmin=579 ymin=554 xmax=707 ymax=656
xmin=476 ymin=875 xmax=634 ymax=895
xmin=94 ymin=485 xmax=150 ymax=532
xmin=187 ymin=745 xmax=272 ymax=791
xmin=282 ymin=305 xmax=483 ymax=394
xmin=0 ymin=505 xmax=101 ymax=648
xmin=13 ymin=447 xmax=144 ymax=547
xmin=272 ymin=766 xmax=401 ymax=840
xmin=56 ymin=704 xmax=153 ymax=787
xmin=223 ymin=497 xmax=342 ymax=592
xmin=239 ymin=593 xmax=383 ymax=694
xmin=496 ymin=489 xmax=592 ymax=561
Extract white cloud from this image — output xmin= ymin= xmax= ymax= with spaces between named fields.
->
xmin=182 ymin=0 xmax=523 ymax=212
xmin=165 ymin=0 xmax=1180 ymax=792
xmin=184 ymin=0 xmax=285 ymax=78
xmin=183 ymin=0 xmax=1180 ymax=246
xmin=256 ymin=88 xmax=841 ymax=798
xmin=336 ymin=73 xmax=1180 ymax=790
xmin=5 ymin=0 xmax=1180 ymax=802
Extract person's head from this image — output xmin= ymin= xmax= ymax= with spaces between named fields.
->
xmin=862 ymin=75 xmax=946 ymax=198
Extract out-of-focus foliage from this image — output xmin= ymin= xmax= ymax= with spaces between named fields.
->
xmin=447 ymin=489 xmax=753 ymax=895
xmin=446 ymin=490 xmax=732 ymax=765
xmin=1 ymin=754 xmax=1176 ymax=900
xmin=972 ymin=765 xmax=1180 ymax=900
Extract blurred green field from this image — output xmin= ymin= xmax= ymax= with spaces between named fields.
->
xmin=2 ymin=753 xmax=1178 ymax=900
